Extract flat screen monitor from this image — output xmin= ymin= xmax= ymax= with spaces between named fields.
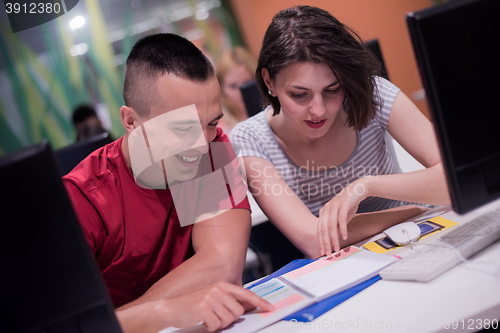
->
xmin=406 ymin=0 xmax=500 ymax=214
xmin=364 ymin=38 xmax=390 ymax=81
xmin=240 ymin=80 xmax=264 ymax=118
xmin=55 ymin=132 xmax=114 ymax=175
xmin=0 ymin=142 xmax=122 ymax=333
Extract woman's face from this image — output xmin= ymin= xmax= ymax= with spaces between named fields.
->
xmin=267 ymin=62 xmax=346 ymax=139
xmin=221 ymin=65 xmax=253 ymax=117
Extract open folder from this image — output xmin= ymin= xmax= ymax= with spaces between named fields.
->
xmin=164 ymin=246 xmax=396 ymax=333
xmin=247 ymin=246 xmax=395 ymax=323
xmin=245 ymin=254 xmax=383 ymax=323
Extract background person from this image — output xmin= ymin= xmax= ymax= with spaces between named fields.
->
xmin=230 ymin=6 xmax=450 ymax=258
xmin=216 ymin=47 xmax=257 ymax=132
xmin=72 ymin=104 xmax=109 ymax=141
xmin=218 ymin=47 xmax=305 ymax=272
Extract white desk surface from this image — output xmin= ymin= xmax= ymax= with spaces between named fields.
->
xmin=258 ymin=199 xmax=500 ymax=333
xmin=249 ymin=193 xmax=268 ymax=226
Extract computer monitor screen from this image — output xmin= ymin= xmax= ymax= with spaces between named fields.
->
xmin=55 ymin=132 xmax=114 ymax=175
xmin=0 ymin=142 xmax=122 ymax=333
xmin=406 ymin=0 xmax=500 ymax=214
xmin=239 ymin=80 xmax=264 ymax=118
xmin=364 ymin=38 xmax=390 ymax=81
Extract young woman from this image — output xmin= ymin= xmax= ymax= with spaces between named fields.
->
xmin=230 ymin=6 xmax=450 ymax=258
xmin=216 ymin=47 xmax=257 ymax=131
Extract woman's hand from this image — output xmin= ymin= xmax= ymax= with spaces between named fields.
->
xmin=318 ymin=178 xmax=370 ymax=255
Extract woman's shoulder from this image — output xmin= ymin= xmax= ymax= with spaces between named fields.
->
xmin=369 ymin=76 xmax=401 ymax=130
xmin=230 ymin=109 xmax=270 ymax=140
xmin=229 ymin=108 xmax=278 ymax=160
xmin=374 ymin=76 xmax=400 ymax=104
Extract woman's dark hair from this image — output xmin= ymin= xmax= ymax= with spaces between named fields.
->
xmin=256 ymin=6 xmax=381 ymax=130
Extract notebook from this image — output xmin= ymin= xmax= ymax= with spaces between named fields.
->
xmin=163 ymin=246 xmax=396 ymax=333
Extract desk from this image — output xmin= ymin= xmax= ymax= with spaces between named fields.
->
xmin=161 ymin=201 xmax=500 ymax=333
xmin=258 ymin=199 xmax=500 ymax=333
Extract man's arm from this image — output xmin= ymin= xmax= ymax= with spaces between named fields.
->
xmin=119 ymin=207 xmax=251 ymax=310
xmin=116 ymin=281 xmax=273 ymax=333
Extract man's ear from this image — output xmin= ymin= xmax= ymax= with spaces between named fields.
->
xmin=120 ymin=106 xmax=140 ymax=134
xmin=261 ymin=68 xmax=275 ymax=96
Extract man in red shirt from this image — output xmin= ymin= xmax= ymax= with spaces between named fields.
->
xmin=63 ymin=33 xmax=271 ymax=332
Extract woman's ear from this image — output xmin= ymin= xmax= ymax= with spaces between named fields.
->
xmin=120 ymin=106 xmax=139 ymax=134
xmin=261 ymin=68 xmax=276 ymax=96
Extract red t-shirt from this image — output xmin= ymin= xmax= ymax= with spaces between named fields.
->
xmin=63 ymin=128 xmax=250 ymax=307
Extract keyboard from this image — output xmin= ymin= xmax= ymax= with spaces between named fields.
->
xmin=380 ymin=206 xmax=500 ymax=282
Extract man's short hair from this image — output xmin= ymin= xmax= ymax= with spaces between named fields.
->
xmin=123 ymin=33 xmax=215 ymax=117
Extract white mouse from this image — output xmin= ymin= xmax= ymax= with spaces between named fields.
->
xmin=383 ymin=222 xmax=421 ymax=246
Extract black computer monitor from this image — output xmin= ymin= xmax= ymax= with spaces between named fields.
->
xmin=406 ymin=0 xmax=500 ymax=214
xmin=239 ymin=80 xmax=264 ymax=118
xmin=0 ymin=142 xmax=122 ymax=333
xmin=364 ymin=38 xmax=390 ymax=81
xmin=56 ymin=132 xmax=114 ymax=175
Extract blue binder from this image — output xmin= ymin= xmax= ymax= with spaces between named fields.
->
xmin=246 ymin=259 xmax=381 ymax=322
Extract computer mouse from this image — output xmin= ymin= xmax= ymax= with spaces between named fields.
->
xmin=383 ymin=222 xmax=421 ymax=246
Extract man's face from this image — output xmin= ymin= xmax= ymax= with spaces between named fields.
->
xmin=131 ymin=74 xmax=223 ymax=186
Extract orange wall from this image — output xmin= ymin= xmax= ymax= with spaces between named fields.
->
xmin=228 ymin=0 xmax=433 ymax=117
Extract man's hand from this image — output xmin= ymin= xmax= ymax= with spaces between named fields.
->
xmin=116 ymin=281 xmax=274 ymax=333
xmin=164 ymin=281 xmax=274 ymax=331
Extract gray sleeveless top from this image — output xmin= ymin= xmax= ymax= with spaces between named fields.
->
xmin=230 ymin=77 xmax=412 ymax=216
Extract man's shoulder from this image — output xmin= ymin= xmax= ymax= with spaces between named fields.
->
xmin=213 ymin=127 xmax=230 ymax=143
xmin=62 ymin=137 xmax=124 ymax=195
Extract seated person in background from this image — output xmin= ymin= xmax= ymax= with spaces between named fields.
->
xmin=218 ymin=47 xmax=302 ymax=272
xmin=216 ymin=47 xmax=257 ymax=132
xmin=230 ymin=6 xmax=451 ymax=258
xmin=64 ymin=33 xmax=272 ymax=333
xmin=72 ymin=104 xmax=109 ymax=141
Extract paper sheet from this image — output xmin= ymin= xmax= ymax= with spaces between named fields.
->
xmin=280 ymin=247 xmax=396 ymax=301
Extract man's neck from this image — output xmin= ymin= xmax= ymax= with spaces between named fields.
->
xmin=121 ymin=134 xmax=132 ymax=171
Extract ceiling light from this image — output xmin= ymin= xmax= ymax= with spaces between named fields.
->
xmin=69 ymin=43 xmax=88 ymax=56
xmin=195 ymin=8 xmax=209 ymax=21
xmin=69 ymin=16 xmax=85 ymax=29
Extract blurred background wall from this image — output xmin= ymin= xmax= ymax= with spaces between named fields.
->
xmin=229 ymin=0 xmax=434 ymax=117
xmin=0 ymin=0 xmax=243 ymax=154
xmin=0 ymin=0 xmax=439 ymax=155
